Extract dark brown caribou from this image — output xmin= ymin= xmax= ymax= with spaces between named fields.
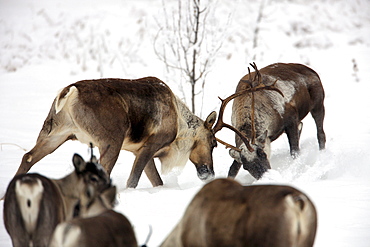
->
xmin=14 ymin=77 xmax=218 ymax=188
xmin=3 ymin=153 xmax=111 ymax=247
xmin=49 ymin=185 xmax=139 ymax=247
xmin=161 ymin=178 xmax=317 ymax=247
xmin=213 ymin=63 xmax=326 ymax=179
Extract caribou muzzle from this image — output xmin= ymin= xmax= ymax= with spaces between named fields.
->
xmin=229 ymin=148 xmax=270 ymax=179
xmin=196 ymin=165 xmax=215 ymax=181
xmin=240 ymin=155 xmax=270 ymax=180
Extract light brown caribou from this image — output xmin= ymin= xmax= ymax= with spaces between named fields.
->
xmin=49 ymin=185 xmax=139 ymax=247
xmin=3 ymin=153 xmax=111 ymax=247
xmin=161 ymin=178 xmax=317 ymax=247
xmin=213 ymin=63 xmax=326 ymax=179
xmin=14 ymin=77 xmax=218 ymax=188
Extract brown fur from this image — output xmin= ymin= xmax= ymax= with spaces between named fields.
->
xmin=50 ymin=186 xmax=138 ymax=247
xmin=3 ymin=154 xmax=111 ymax=247
xmin=229 ymin=63 xmax=326 ymax=179
xmin=161 ymin=179 xmax=317 ymax=247
xmin=15 ymin=77 xmax=217 ymax=188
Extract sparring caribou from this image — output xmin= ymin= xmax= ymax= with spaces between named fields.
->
xmin=161 ymin=178 xmax=317 ymax=247
xmin=14 ymin=77 xmax=218 ymax=188
xmin=49 ymin=185 xmax=139 ymax=247
xmin=213 ymin=63 xmax=326 ymax=179
xmin=3 ymin=153 xmax=111 ymax=247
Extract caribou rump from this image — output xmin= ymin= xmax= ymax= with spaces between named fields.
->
xmin=49 ymin=185 xmax=139 ymax=247
xmin=3 ymin=153 xmax=111 ymax=247
xmin=161 ymin=178 xmax=317 ymax=247
xmin=216 ymin=63 xmax=326 ymax=179
xmin=15 ymin=77 xmax=217 ymax=188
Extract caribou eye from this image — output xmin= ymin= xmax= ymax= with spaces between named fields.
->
xmin=210 ymin=137 xmax=217 ymax=148
xmin=212 ymin=140 xmax=217 ymax=148
xmin=90 ymin=175 xmax=99 ymax=183
xmin=73 ymin=201 xmax=81 ymax=218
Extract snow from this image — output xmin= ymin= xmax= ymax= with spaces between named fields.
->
xmin=1 ymin=0 xmax=370 ymax=246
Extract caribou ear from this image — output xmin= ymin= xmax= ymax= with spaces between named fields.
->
xmin=72 ymin=153 xmax=87 ymax=173
xmin=204 ymin=111 xmax=217 ymax=130
xmin=101 ymin=186 xmax=117 ymax=208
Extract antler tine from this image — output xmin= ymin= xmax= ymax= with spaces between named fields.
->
xmin=215 ymin=138 xmax=241 ymax=152
xmin=250 ymin=62 xmax=262 ymax=85
xmin=260 ymin=83 xmax=284 ymax=97
xmin=213 ymin=94 xmax=240 ymax=133
xmin=213 ymin=94 xmax=255 ymax=152
xmin=214 ymin=62 xmax=284 ymax=153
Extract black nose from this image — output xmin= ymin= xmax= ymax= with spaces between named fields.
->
xmin=198 ymin=165 xmax=209 ymax=174
xmin=197 ymin=165 xmax=215 ymax=181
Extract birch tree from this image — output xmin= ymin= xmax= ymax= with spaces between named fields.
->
xmin=154 ymin=0 xmax=230 ymax=114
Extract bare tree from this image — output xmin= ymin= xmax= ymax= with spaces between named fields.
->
xmin=251 ymin=0 xmax=267 ymax=61
xmin=154 ymin=0 xmax=230 ymax=114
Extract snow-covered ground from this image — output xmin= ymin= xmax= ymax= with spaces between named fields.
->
xmin=1 ymin=0 xmax=370 ymax=246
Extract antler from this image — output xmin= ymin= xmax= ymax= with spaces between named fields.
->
xmin=213 ymin=93 xmax=255 ymax=152
xmin=213 ymin=62 xmax=284 ymax=153
xmin=240 ymin=63 xmax=284 ymax=96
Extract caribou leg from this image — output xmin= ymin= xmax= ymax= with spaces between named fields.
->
xmin=285 ymin=118 xmax=301 ymax=158
xmin=228 ymin=160 xmax=242 ymax=178
xmin=298 ymin=122 xmax=303 ymax=141
xmin=311 ymin=105 xmax=326 ymax=150
xmin=127 ymin=152 xmax=156 ymax=188
xmin=126 ymin=136 xmax=167 ymax=188
xmin=144 ymin=159 xmax=163 ymax=187
xmin=98 ymin=144 xmax=122 ymax=175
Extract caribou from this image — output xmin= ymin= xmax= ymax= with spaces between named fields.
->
xmin=161 ymin=178 xmax=317 ymax=247
xmin=49 ymin=185 xmax=139 ymax=247
xmin=213 ymin=63 xmax=326 ymax=179
xmin=14 ymin=77 xmax=218 ymax=188
xmin=3 ymin=153 xmax=111 ymax=247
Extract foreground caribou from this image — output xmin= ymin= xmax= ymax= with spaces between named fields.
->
xmin=15 ymin=77 xmax=218 ymax=188
xmin=50 ymin=185 xmax=138 ymax=247
xmin=3 ymin=154 xmax=111 ymax=247
xmin=161 ymin=178 xmax=317 ymax=247
xmin=214 ymin=63 xmax=326 ymax=179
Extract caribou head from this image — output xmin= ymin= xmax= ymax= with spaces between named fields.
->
xmin=189 ymin=111 xmax=217 ymax=181
xmin=3 ymin=149 xmax=111 ymax=247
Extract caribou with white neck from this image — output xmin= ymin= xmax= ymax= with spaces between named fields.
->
xmin=14 ymin=77 xmax=219 ymax=188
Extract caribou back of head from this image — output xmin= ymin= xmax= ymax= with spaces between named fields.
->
xmin=49 ymin=185 xmax=139 ymax=247
xmin=3 ymin=153 xmax=111 ymax=247
xmin=14 ymin=77 xmax=218 ymax=188
xmin=213 ymin=63 xmax=326 ymax=179
xmin=161 ymin=178 xmax=317 ymax=247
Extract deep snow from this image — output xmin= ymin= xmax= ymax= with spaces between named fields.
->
xmin=1 ymin=0 xmax=370 ymax=246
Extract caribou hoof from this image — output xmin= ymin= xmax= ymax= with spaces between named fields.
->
xmin=126 ymin=177 xmax=139 ymax=189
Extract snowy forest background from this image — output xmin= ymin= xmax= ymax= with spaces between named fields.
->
xmin=1 ymin=0 xmax=370 ymax=246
